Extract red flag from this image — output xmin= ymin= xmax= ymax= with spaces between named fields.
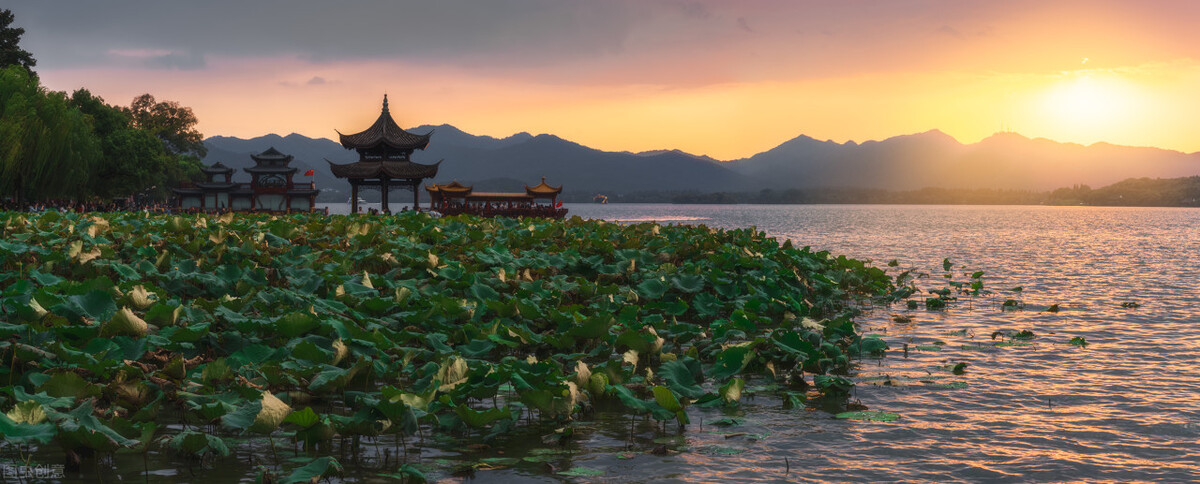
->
xmin=304 ymin=169 xmax=315 ymax=176
xmin=555 ymin=200 xmax=563 ymax=208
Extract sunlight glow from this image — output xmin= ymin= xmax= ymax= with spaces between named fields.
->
xmin=1038 ymin=72 xmax=1141 ymax=141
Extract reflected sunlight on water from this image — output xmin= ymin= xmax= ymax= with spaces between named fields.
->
xmin=561 ymin=203 xmax=1200 ymax=482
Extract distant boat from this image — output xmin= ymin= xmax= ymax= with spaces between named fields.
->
xmin=593 ymin=194 xmax=608 ymax=204
xmin=347 ymin=196 xmax=368 ymax=205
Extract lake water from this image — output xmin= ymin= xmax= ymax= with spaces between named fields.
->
xmin=68 ymin=203 xmax=1199 ymax=482
xmin=552 ymin=203 xmax=1200 ymax=482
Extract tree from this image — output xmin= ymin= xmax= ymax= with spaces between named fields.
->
xmin=69 ymin=90 xmax=204 ymax=201
xmin=0 ymin=66 xmax=99 ymax=204
xmin=0 ymin=9 xmax=36 ymax=72
xmin=71 ymin=89 xmax=175 ymax=199
xmin=127 ymin=93 xmax=207 ymax=157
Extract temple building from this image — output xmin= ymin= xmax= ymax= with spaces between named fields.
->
xmin=327 ymin=95 xmax=441 ymax=214
xmin=172 ymin=147 xmax=319 ymax=212
xmin=426 ymin=177 xmax=567 ymax=218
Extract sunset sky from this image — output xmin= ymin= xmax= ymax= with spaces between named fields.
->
xmin=11 ymin=1 xmax=1200 ymax=160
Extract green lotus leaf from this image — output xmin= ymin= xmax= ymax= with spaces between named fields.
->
xmin=558 ymin=467 xmax=604 ymax=477
xmin=670 ymin=274 xmax=705 ymax=293
xmin=38 ymin=371 xmax=100 ymax=399
xmin=454 ymin=404 xmax=512 ymax=428
xmin=283 ymin=407 xmax=321 ymax=428
xmin=709 ymin=346 xmax=755 ymax=381
xmin=57 ymin=402 xmax=141 ymax=452
xmin=835 ymin=410 xmax=900 ymax=422
xmin=635 ymin=278 xmax=668 ymax=300
xmin=652 ymin=386 xmax=684 ymax=413
xmin=283 ymin=457 xmax=343 ymax=484
xmin=276 ymin=311 xmax=320 ymax=338
xmin=660 ymin=359 xmax=707 ymax=399
xmin=169 ymin=430 xmax=231 ymax=457
xmin=0 ymin=412 xmax=56 ymax=444
xmin=55 ymin=289 xmax=117 ymax=323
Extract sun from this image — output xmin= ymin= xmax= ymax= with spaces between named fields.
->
xmin=1039 ymin=72 xmax=1139 ymax=139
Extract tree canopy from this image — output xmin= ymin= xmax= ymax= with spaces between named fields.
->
xmin=127 ymin=93 xmax=207 ymax=158
xmin=0 ymin=9 xmax=36 ymax=71
xmin=0 ymin=66 xmax=98 ymax=203
xmin=0 ymin=67 xmax=205 ymax=204
xmin=71 ymin=89 xmax=192 ymax=199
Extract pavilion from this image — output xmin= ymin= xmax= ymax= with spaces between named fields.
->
xmin=172 ymin=147 xmax=319 ymax=212
xmin=426 ymin=177 xmax=567 ymax=218
xmin=327 ymin=95 xmax=441 ymax=214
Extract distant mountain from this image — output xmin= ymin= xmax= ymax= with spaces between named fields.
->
xmin=726 ymin=130 xmax=1200 ymax=191
xmin=203 ymin=125 xmax=750 ymax=202
xmin=203 ymin=126 xmax=1200 ymax=201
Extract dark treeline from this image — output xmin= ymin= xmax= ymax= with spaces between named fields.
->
xmin=0 ymin=9 xmax=205 ymax=208
xmin=589 ymin=176 xmax=1200 ymax=207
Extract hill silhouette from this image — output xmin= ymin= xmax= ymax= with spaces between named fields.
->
xmin=203 ymin=126 xmax=1200 ymax=201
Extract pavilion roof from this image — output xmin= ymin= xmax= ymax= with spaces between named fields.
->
xmin=337 ymin=95 xmax=431 ymax=151
xmin=525 ymin=177 xmax=563 ymax=197
xmin=251 ymin=147 xmax=294 ymax=165
xmin=426 ymin=180 xmax=473 ymax=195
xmin=202 ymin=162 xmax=234 ymax=174
xmin=326 ymin=159 xmax=442 ymax=179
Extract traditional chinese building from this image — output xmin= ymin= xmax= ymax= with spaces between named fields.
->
xmin=327 ymin=95 xmax=441 ymax=214
xmin=172 ymin=147 xmax=319 ymax=212
xmin=426 ymin=177 xmax=567 ymax=218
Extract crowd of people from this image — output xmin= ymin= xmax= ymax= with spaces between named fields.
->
xmin=0 ymin=198 xmax=176 ymax=214
xmin=435 ymin=201 xmax=567 ymax=218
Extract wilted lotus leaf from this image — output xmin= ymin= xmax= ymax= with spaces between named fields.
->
xmin=6 ymin=401 xmax=47 ymax=425
xmin=101 ymin=307 xmax=149 ymax=338
xmin=127 ymin=285 xmax=156 ymax=310
xmin=437 ymin=357 xmax=470 ymax=392
xmin=251 ymin=391 xmax=292 ymax=434
xmin=572 ymin=361 xmax=591 ymax=388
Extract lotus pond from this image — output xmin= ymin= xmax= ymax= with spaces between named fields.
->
xmin=0 ymin=210 xmax=912 ymax=482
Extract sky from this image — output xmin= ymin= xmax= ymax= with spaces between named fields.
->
xmin=11 ymin=1 xmax=1200 ymax=160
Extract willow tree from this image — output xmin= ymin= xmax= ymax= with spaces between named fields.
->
xmin=0 ymin=66 xmax=99 ymax=204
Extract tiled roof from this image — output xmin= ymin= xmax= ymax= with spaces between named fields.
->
xmin=326 ymin=159 xmax=441 ymax=179
xmin=525 ymin=177 xmax=563 ymax=197
xmin=338 ymin=95 xmax=431 ymax=151
xmin=251 ymin=147 xmax=294 ymax=164
xmin=201 ymin=162 xmax=234 ymax=174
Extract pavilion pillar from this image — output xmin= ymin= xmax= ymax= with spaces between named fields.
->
xmin=381 ymin=178 xmax=390 ymax=214
xmin=351 ymin=181 xmax=359 ymax=214
xmin=412 ymin=181 xmax=420 ymax=212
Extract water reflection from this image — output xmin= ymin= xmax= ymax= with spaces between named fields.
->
xmin=564 ymin=204 xmax=1200 ymax=482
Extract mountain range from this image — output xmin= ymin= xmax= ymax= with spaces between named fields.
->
xmin=203 ymin=126 xmax=1200 ymax=202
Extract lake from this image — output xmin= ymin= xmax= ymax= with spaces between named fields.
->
xmin=543 ymin=203 xmax=1200 ymax=482
xmin=104 ymin=203 xmax=1199 ymax=482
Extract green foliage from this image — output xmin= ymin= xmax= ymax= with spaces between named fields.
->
xmin=70 ymin=89 xmax=187 ymax=199
xmin=126 ymin=93 xmax=207 ymax=157
xmin=0 ymin=66 xmax=99 ymax=202
xmin=0 ymin=9 xmax=35 ymax=71
xmin=0 ymin=211 xmax=898 ymax=476
xmin=834 ymin=410 xmax=900 ymax=422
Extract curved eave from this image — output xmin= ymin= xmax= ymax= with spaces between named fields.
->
xmin=525 ymin=184 xmax=563 ymax=197
xmin=251 ymin=154 xmax=294 ymax=163
xmin=327 ymin=159 xmax=441 ymax=180
xmin=336 ymin=120 xmax=432 ymax=152
xmin=243 ymin=167 xmax=297 ymax=174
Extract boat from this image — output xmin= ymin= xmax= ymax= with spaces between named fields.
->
xmin=593 ymin=194 xmax=608 ymax=204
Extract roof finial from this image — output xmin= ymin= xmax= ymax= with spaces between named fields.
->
xmin=382 ymin=94 xmax=389 ymax=114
